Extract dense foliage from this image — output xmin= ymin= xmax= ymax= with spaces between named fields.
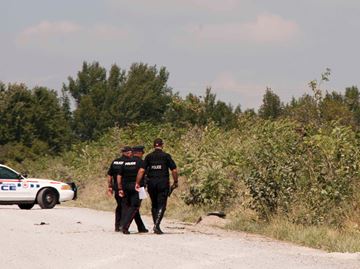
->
xmin=0 ymin=83 xmax=72 ymax=162
xmin=11 ymin=122 xmax=359 ymax=229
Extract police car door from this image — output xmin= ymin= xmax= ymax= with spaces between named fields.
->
xmin=0 ymin=166 xmax=27 ymax=201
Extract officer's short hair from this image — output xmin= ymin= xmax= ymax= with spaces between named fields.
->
xmin=153 ymin=138 xmax=163 ymax=147
xmin=121 ymin=146 xmax=132 ymax=152
xmin=132 ymin=145 xmax=145 ymax=153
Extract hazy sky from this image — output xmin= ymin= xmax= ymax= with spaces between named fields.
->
xmin=1 ymin=0 xmax=360 ymax=109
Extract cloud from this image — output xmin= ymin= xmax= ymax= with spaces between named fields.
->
xmin=107 ymin=0 xmax=242 ymax=13
xmin=17 ymin=21 xmax=82 ymax=45
xmin=212 ymin=72 xmax=265 ymax=94
xmin=91 ymin=24 xmax=129 ymax=40
xmin=16 ymin=21 xmax=132 ymax=52
xmin=210 ymin=72 xmax=267 ymax=108
xmin=181 ymin=0 xmax=241 ymax=12
xmin=178 ymin=13 xmax=299 ymax=46
xmin=24 ymin=21 xmax=82 ymax=35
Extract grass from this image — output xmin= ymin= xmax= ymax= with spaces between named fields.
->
xmin=226 ymin=212 xmax=360 ymax=253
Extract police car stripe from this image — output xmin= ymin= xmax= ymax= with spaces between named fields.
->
xmin=0 ymin=179 xmax=21 ymax=182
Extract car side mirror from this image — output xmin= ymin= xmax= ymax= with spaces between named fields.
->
xmin=19 ymin=174 xmax=27 ymax=179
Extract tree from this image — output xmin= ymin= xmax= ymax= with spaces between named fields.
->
xmin=64 ymin=62 xmax=173 ymax=140
xmin=308 ymin=68 xmax=331 ymax=125
xmin=345 ymin=86 xmax=360 ymax=127
xmin=115 ymin=63 xmax=172 ymax=126
xmin=64 ymin=61 xmax=107 ymax=105
xmin=243 ymin=108 xmax=256 ymax=117
xmin=320 ymin=92 xmax=353 ymax=126
xmin=164 ymin=93 xmax=205 ymax=126
xmin=0 ymin=81 xmax=5 ymax=92
xmin=283 ymin=95 xmax=318 ymax=125
xmin=164 ymin=88 xmax=238 ymax=128
xmin=0 ymin=83 xmax=72 ymax=159
xmin=258 ymin=88 xmax=283 ymax=120
xmin=234 ymin=105 xmax=242 ymax=115
xmin=31 ymin=87 xmax=73 ymax=152
xmin=64 ymin=61 xmax=114 ymax=140
xmin=0 ymin=84 xmax=36 ymax=146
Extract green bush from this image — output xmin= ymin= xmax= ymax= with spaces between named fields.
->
xmin=181 ymin=124 xmax=240 ymax=208
xmin=296 ymin=124 xmax=360 ymax=225
xmin=240 ymin=120 xmax=303 ymax=219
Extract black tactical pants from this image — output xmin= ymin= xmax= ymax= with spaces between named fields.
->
xmin=147 ymin=178 xmax=169 ymax=227
xmin=121 ymin=182 xmax=146 ymax=231
xmin=114 ymin=192 xmax=122 ymax=229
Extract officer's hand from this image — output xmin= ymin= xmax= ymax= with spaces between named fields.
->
xmin=107 ymin=187 xmax=113 ymax=197
xmin=135 ymin=183 xmax=140 ymax=192
xmin=119 ymin=190 xmax=125 ymax=197
xmin=168 ymin=182 xmax=178 ymax=197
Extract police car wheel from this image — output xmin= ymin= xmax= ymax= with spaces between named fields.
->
xmin=37 ymin=188 xmax=58 ymax=209
xmin=18 ymin=203 xmax=34 ymax=210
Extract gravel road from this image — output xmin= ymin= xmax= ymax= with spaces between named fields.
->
xmin=0 ymin=205 xmax=359 ymax=269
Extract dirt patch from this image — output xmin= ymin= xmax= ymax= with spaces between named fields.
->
xmin=196 ymin=215 xmax=230 ymax=228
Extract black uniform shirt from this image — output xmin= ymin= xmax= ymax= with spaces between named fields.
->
xmin=107 ymin=156 xmax=126 ymax=190
xmin=118 ymin=156 xmax=145 ymax=184
xmin=144 ymin=149 xmax=177 ymax=180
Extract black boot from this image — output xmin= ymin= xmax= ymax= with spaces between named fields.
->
xmin=153 ymin=226 xmax=163 ymax=234
xmin=122 ymin=228 xmax=130 ymax=234
xmin=153 ymin=207 xmax=166 ymax=234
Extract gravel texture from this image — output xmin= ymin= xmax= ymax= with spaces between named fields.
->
xmin=0 ymin=205 xmax=359 ymax=269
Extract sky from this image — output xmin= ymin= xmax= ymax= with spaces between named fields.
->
xmin=1 ymin=0 xmax=360 ymax=109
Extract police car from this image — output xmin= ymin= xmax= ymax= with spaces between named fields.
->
xmin=0 ymin=164 xmax=77 ymax=210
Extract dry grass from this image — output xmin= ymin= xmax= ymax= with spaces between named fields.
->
xmin=227 ymin=212 xmax=360 ymax=253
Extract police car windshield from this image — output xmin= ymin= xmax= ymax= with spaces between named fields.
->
xmin=0 ymin=167 xmax=19 ymax=179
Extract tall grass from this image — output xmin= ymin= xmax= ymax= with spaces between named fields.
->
xmin=227 ymin=213 xmax=360 ymax=252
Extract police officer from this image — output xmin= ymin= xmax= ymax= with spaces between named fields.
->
xmin=117 ymin=147 xmax=148 ymax=234
xmin=135 ymin=138 xmax=178 ymax=234
xmin=131 ymin=145 xmax=148 ymax=232
xmin=107 ymin=146 xmax=131 ymax=232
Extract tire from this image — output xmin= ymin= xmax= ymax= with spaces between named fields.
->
xmin=18 ymin=203 xmax=34 ymax=210
xmin=37 ymin=188 xmax=58 ymax=209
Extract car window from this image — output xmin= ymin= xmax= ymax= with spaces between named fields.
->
xmin=0 ymin=167 xmax=19 ymax=179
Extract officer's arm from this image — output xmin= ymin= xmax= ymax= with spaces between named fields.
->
xmin=167 ymin=154 xmax=178 ymax=185
xmin=106 ymin=175 xmax=113 ymax=196
xmin=171 ymin=169 xmax=179 ymax=186
xmin=117 ymin=174 xmax=122 ymax=190
xmin=135 ymin=158 xmax=146 ymax=189
xmin=107 ymin=175 xmax=112 ymax=188
xmin=135 ymin=168 xmax=145 ymax=189
xmin=106 ymin=164 xmax=113 ymax=196
xmin=117 ymin=174 xmax=124 ymax=197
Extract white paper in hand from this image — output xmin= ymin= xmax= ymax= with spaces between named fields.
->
xmin=139 ymin=187 xmax=147 ymax=200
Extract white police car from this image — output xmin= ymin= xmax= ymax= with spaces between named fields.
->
xmin=0 ymin=164 xmax=77 ymax=210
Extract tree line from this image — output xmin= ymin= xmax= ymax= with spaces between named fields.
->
xmin=1 ymin=62 xmax=360 ymax=162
